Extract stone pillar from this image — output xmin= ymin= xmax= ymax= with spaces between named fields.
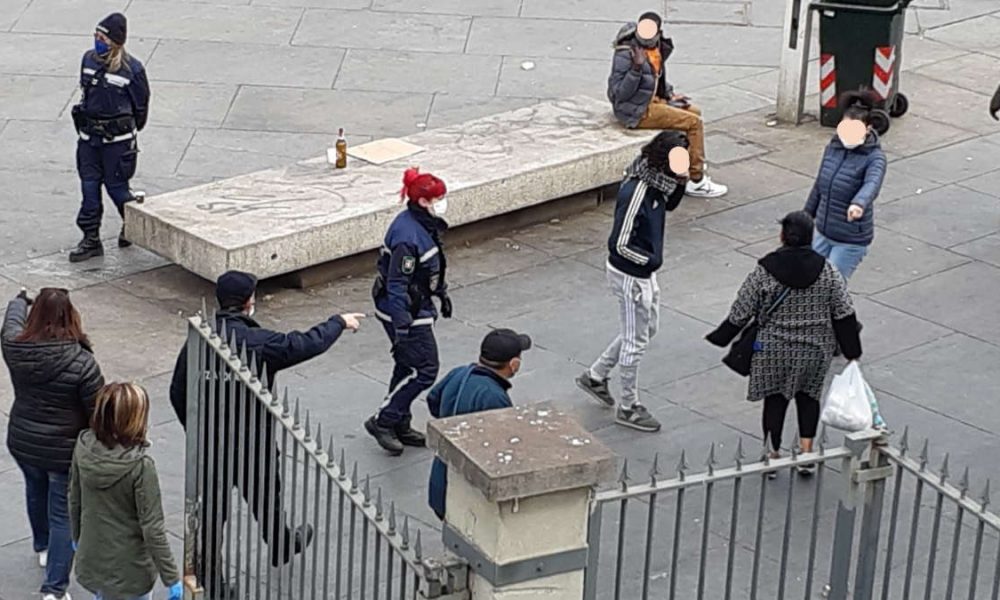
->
xmin=776 ymin=0 xmax=815 ymax=124
xmin=427 ymin=405 xmax=616 ymax=600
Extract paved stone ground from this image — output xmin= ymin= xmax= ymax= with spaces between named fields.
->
xmin=1 ymin=0 xmax=999 ymax=597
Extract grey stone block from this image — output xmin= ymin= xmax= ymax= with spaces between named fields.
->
xmin=145 ymin=81 xmax=236 ymax=128
xmin=520 ymin=0 xmax=655 ymax=21
xmin=224 ymin=86 xmax=432 ymax=136
xmin=884 ymin=134 xmax=1000 ymax=186
xmin=293 ymin=9 xmax=472 ymax=53
xmin=509 ymin=208 xmax=609 ymax=259
xmin=878 ymin=184 xmax=1000 ymax=248
xmin=669 ymin=64 xmax=773 ymax=94
xmin=0 ymin=32 xmax=108 ymax=77
xmin=466 ymin=17 xmax=620 ymax=60
xmin=846 ymin=227 xmax=969 ymax=296
xmin=924 ymin=13 xmax=1000 ymax=53
xmin=850 ymin=297 xmax=952 ymax=364
xmin=13 ymin=0 xmax=127 ymax=35
xmin=704 ymin=132 xmax=769 ymax=165
xmin=911 ymin=51 xmax=1000 ymax=96
xmin=336 ymin=50 xmax=501 ymax=95
xmin=372 ymin=0 xmax=519 ymax=16
xmin=897 ymin=33 xmax=969 ymax=71
xmin=708 ymin=158 xmax=812 ymax=206
xmin=0 ymin=244 xmax=169 ymax=291
xmin=661 ymin=249 xmax=759 ymax=324
xmin=956 ymin=167 xmax=1000 ymax=198
xmin=0 ymin=120 xmax=77 ymax=172
xmin=874 ymin=262 xmax=1000 ymax=345
xmin=134 ymin=125 xmax=196 ymax=178
xmin=666 ymin=0 xmax=750 ymax=25
xmin=146 ymin=39 xmax=345 ymax=88
xmin=427 ymin=406 xmax=616 ymax=502
xmin=127 ymin=1 xmax=303 ymax=44
xmin=0 ymin=75 xmax=75 ymax=120
xmin=661 ymin=23 xmax=785 ymax=67
xmin=899 ymin=72 xmax=996 ymax=135
xmin=426 ymin=94 xmax=540 ymax=128
xmin=693 ymin=83 xmax=775 ymax=124
xmin=697 ymin=187 xmax=810 ymax=243
xmin=877 ymin=114 xmax=976 ymax=159
xmin=866 ymin=334 xmax=1000 ymax=433
xmin=496 ymin=56 xmax=607 ymax=98
xmin=951 ymin=233 xmax=1000 ymax=268
xmin=0 ymin=0 xmax=30 ymax=32
xmin=133 ymin=97 xmax=665 ymax=280
xmin=178 ymin=128 xmax=345 ymax=179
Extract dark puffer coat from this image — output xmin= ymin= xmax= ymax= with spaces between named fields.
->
xmin=804 ymin=131 xmax=887 ymax=246
xmin=607 ymin=22 xmax=676 ymax=128
xmin=2 ymin=297 xmax=104 ymax=472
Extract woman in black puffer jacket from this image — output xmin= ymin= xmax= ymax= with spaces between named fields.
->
xmin=2 ymin=288 xmax=104 ymax=600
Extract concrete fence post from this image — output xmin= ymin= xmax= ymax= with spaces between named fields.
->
xmin=776 ymin=0 xmax=815 ymax=124
xmin=427 ymin=406 xmax=616 ymax=600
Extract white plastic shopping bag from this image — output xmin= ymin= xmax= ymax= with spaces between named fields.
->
xmin=821 ymin=362 xmax=873 ymax=432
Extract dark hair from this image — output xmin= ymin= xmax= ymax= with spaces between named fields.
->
xmin=641 ymin=131 xmax=689 ymax=173
xmin=780 ymin=210 xmax=814 ymax=248
xmin=839 ymin=90 xmax=878 ymax=125
xmin=15 ymin=288 xmax=89 ymax=346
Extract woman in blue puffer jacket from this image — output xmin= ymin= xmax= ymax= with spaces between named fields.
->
xmin=804 ymin=91 xmax=887 ymax=280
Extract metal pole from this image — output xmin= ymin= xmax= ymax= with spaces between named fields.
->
xmin=776 ymin=0 xmax=814 ymax=124
xmin=852 ymin=446 xmax=891 ymax=600
xmin=827 ymin=431 xmax=881 ymax=600
xmin=183 ymin=321 xmax=205 ymax=593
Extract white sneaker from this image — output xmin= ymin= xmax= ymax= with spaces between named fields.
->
xmin=685 ymin=175 xmax=728 ymax=198
xmin=42 ymin=594 xmax=70 ymax=600
xmin=38 ymin=550 xmax=47 ymax=568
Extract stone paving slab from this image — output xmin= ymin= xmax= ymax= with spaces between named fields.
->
xmin=294 ymin=9 xmax=472 ymax=52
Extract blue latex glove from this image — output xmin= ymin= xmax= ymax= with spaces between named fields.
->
xmin=167 ymin=581 xmax=183 ymax=600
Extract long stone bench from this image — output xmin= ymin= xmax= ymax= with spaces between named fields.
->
xmin=126 ymin=95 xmax=657 ymax=281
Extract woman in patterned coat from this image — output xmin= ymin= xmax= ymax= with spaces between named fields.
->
xmin=707 ymin=211 xmax=862 ymax=475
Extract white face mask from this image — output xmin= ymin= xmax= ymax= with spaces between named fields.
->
xmin=840 ymin=140 xmax=862 ymax=150
xmin=248 ymin=304 xmax=256 ymax=318
xmin=431 ymin=197 xmax=448 ymax=216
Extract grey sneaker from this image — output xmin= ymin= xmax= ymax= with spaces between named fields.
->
xmin=796 ymin=462 xmax=817 ymax=477
xmin=615 ymin=404 xmax=661 ymax=432
xmin=576 ymin=372 xmax=615 ymax=408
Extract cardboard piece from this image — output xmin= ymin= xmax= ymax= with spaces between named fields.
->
xmin=347 ymin=138 xmax=425 ymax=165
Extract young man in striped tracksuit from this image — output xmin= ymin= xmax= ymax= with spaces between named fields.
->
xmin=576 ymin=131 xmax=689 ymax=432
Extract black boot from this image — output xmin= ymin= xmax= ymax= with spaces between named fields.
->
xmin=395 ymin=419 xmax=426 ymax=448
xmin=118 ymin=224 xmax=132 ymax=248
xmin=365 ymin=416 xmax=403 ymax=456
xmin=69 ymin=231 xmax=104 ymax=263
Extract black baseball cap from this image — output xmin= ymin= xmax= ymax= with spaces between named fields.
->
xmin=480 ymin=329 xmax=532 ymax=364
xmin=216 ymin=270 xmax=257 ymax=309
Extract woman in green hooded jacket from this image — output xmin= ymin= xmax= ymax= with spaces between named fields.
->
xmin=69 ymin=382 xmax=182 ymax=600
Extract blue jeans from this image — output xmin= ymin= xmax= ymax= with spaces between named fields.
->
xmin=812 ymin=230 xmax=868 ymax=280
xmin=17 ymin=461 xmax=73 ymax=596
xmin=95 ymin=592 xmax=152 ymax=600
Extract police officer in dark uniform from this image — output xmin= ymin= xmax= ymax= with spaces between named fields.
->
xmin=69 ymin=13 xmax=150 ymax=263
xmin=366 ymin=168 xmax=453 ymax=455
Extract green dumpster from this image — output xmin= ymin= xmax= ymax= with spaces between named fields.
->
xmin=813 ymin=0 xmax=913 ymax=134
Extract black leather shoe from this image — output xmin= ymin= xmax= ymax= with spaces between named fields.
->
xmin=365 ymin=417 xmax=403 ymax=456
xmin=118 ymin=225 xmax=132 ymax=248
xmin=395 ymin=421 xmax=426 ymax=448
xmin=69 ymin=232 xmax=104 ymax=263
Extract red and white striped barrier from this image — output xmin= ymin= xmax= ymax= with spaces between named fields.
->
xmin=872 ymin=45 xmax=896 ymax=101
xmin=820 ymin=53 xmax=837 ymax=108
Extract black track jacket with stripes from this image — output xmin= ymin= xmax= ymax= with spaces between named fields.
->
xmin=606 ymin=177 xmax=680 ymax=278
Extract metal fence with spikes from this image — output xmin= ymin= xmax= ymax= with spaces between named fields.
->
xmin=582 ymin=427 xmax=1000 ymax=600
xmin=181 ymin=307 xmax=468 ymax=599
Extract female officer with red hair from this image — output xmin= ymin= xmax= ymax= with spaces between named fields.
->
xmin=366 ymin=168 xmax=452 ymax=455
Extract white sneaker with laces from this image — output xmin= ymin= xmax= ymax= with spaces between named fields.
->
xmin=685 ymin=175 xmax=729 ymax=198
xmin=38 ymin=550 xmax=47 ymax=568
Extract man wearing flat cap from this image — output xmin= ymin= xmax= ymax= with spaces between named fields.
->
xmin=426 ymin=328 xmax=532 ymax=520
xmin=168 ymin=270 xmax=364 ymax=591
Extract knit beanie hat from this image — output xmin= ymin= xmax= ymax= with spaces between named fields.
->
xmin=97 ymin=13 xmax=127 ymax=46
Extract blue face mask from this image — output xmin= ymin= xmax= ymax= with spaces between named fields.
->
xmin=94 ymin=39 xmax=110 ymax=55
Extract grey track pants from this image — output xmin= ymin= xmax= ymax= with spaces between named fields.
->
xmin=589 ymin=263 xmax=660 ymax=407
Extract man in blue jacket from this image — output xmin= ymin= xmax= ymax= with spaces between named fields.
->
xmin=168 ymin=270 xmax=364 ymax=587
xmin=427 ymin=328 xmax=531 ymax=520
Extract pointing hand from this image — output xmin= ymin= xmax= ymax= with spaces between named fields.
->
xmin=340 ymin=313 xmax=366 ymax=332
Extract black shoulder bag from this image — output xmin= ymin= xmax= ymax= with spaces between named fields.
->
xmin=722 ymin=287 xmax=790 ymax=377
